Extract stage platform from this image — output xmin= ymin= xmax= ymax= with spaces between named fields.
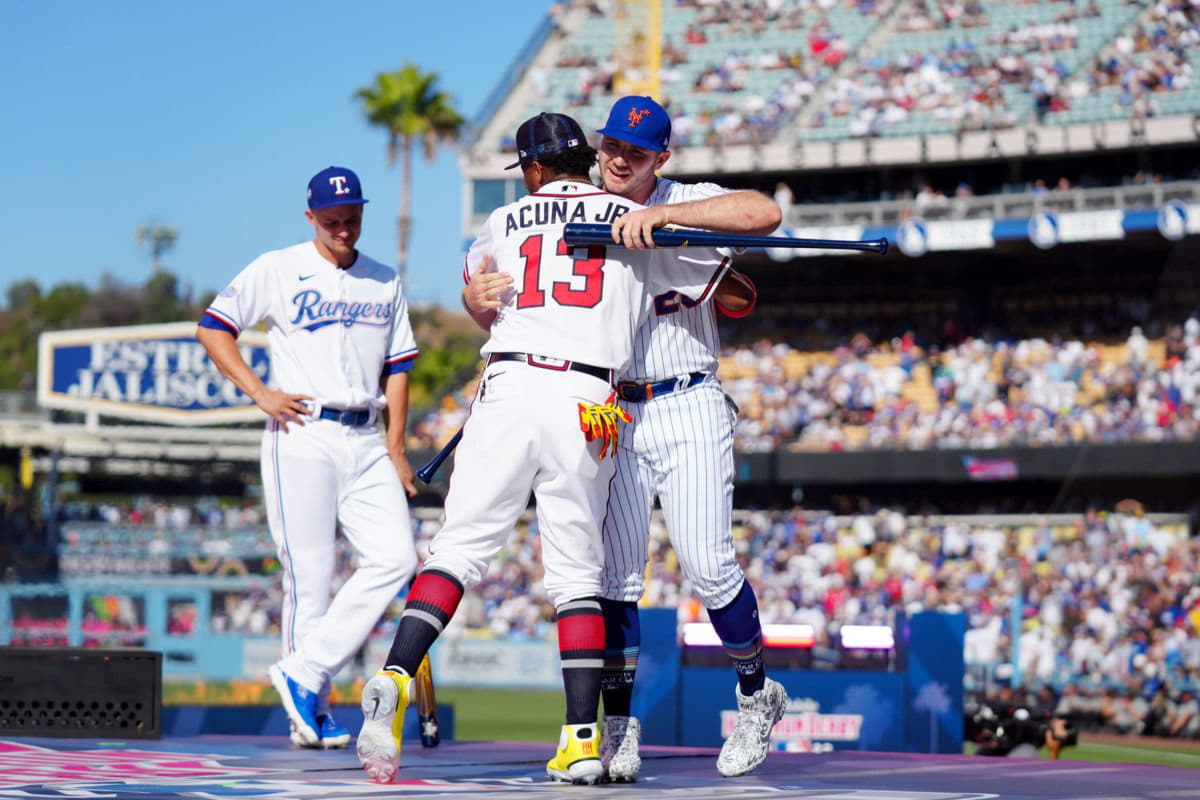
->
xmin=1 ymin=736 xmax=1196 ymax=799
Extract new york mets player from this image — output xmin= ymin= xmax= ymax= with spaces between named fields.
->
xmin=196 ymin=166 xmax=419 ymax=749
xmin=354 ymin=113 xmax=731 ymax=786
xmin=593 ymin=96 xmax=788 ymax=780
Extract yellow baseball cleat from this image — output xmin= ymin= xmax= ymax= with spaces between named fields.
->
xmin=546 ymin=722 xmax=604 ymax=785
xmin=356 ymin=668 xmax=412 ymax=783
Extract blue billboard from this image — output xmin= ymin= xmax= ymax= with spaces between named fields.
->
xmin=37 ymin=322 xmax=270 ymax=425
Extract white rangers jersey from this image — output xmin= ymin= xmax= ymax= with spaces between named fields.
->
xmin=622 ymin=177 xmax=730 ymax=382
xmin=201 ymin=242 xmax=418 ymax=411
xmin=463 ymin=180 xmax=729 ymax=371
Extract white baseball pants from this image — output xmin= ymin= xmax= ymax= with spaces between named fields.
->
xmin=261 ymin=416 xmax=418 ymax=693
xmin=423 ymin=359 xmax=616 ymax=608
xmin=601 ymin=380 xmax=742 ymax=608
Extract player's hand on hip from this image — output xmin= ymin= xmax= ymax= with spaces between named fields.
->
xmin=389 ymin=450 xmax=418 ymax=497
xmin=253 ymin=388 xmax=312 ymax=431
xmin=464 ymin=256 xmax=513 ymax=312
xmin=611 ymin=206 xmax=670 ymax=250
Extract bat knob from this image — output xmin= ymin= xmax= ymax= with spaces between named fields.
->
xmin=876 ymin=237 xmax=890 ymax=256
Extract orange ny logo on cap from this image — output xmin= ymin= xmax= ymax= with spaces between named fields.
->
xmin=627 ymin=107 xmax=650 ymax=127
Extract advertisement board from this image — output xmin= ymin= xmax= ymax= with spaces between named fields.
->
xmin=37 ymin=322 xmax=269 ymax=425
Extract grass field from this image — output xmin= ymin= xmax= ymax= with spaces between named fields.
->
xmin=1062 ymin=738 xmax=1200 ymax=769
xmin=436 ymin=688 xmax=564 ymax=742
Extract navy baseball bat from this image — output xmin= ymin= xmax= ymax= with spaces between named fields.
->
xmin=562 ymin=223 xmax=889 ymax=255
xmin=416 ymin=428 xmax=463 ymax=484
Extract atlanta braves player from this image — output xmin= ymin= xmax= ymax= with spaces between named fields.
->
xmin=196 ymin=166 xmax=419 ymax=750
xmin=594 ymin=96 xmax=787 ymax=780
xmin=355 ymin=113 xmax=730 ymax=786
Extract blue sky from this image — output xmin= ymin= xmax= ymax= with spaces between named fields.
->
xmin=0 ymin=1 xmax=552 ymax=309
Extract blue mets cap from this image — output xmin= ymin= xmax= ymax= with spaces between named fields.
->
xmin=307 ymin=166 xmax=369 ymax=210
xmin=596 ymin=96 xmax=672 ymax=152
xmin=505 ymin=113 xmax=590 ymax=170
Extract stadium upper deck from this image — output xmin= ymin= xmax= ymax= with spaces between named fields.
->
xmin=461 ymin=0 xmax=1200 ymax=240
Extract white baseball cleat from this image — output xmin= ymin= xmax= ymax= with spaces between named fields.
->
xmin=601 ymin=715 xmax=641 ymax=782
xmin=356 ymin=668 xmax=412 ymax=783
xmin=716 ymin=678 xmax=788 ymax=778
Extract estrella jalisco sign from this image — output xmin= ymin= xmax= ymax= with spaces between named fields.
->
xmin=37 ymin=322 xmax=270 ymax=425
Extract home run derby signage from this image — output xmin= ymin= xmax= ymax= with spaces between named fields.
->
xmin=38 ymin=322 xmax=270 ymax=425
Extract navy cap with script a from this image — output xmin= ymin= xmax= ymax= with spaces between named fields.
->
xmin=505 ymin=113 xmax=589 ymax=170
xmin=596 ymin=96 xmax=672 ymax=152
xmin=307 ymin=166 xmax=369 ymax=210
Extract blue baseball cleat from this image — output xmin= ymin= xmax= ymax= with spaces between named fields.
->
xmin=290 ymin=712 xmax=352 ymax=749
xmin=317 ymin=713 xmax=352 ymax=748
xmin=269 ymin=664 xmax=320 ymax=746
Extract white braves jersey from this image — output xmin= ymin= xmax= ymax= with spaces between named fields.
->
xmin=463 ymin=180 xmax=729 ymax=371
xmin=202 ymin=241 xmax=418 ymax=411
xmin=622 ymin=177 xmax=730 ymax=381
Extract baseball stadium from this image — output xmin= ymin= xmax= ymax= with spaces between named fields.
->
xmin=3 ymin=1 xmax=1200 ymax=798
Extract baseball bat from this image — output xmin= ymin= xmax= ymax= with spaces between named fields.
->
xmin=415 ymin=428 xmax=462 ymax=484
xmin=562 ymin=222 xmax=889 ymax=255
xmin=414 ymin=653 xmax=440 ymax=747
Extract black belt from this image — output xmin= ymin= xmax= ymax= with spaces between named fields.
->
xmin=617 ymin=372 xmax=709 ymax=402
xmin=318 ymin=407 xmax=371 ymax=426
xmin=488 ymin=352 xmax=613 ymax=383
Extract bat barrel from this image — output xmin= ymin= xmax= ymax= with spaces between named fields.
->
xmin=562 ymin=223 xmax=888 ymax=254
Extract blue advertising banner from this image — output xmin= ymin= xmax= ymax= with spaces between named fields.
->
xmin=680 ymin=668 xmax=908 ymax=753
xmin=37 ymin=322 xmax=270 ymax=425
xmin=906 ymin=611 xmax=966 ymax=754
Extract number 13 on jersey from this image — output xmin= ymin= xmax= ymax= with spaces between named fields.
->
xmin=516 ymin=236 xmax=607 ymax=309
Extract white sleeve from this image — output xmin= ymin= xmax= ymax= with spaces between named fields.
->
xmin=663 ymin=180 xmax=729 ymax=203
xmin=201 ymin=256 xmax=273 ymax=336
xmin=462 ymin=215 xmax=497 ymax=285
xmin=647 ymin=247 xmax=731 ymax=304
xmin=384 ymin=284 xmax=419 ymax=375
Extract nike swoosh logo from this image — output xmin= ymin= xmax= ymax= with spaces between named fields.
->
xmin=299 ymin=274 xmax=315 ymax=281
xmin=371 ymin=697 xmax=380 ymax=719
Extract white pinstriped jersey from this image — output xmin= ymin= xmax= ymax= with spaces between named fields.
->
xmin=463 ymin=180 xmax=729 ymax=371
xmin=201 ymin=242 xmax=418 ymax=412
xmin=621 ymin=177 xmax=730 ymax=382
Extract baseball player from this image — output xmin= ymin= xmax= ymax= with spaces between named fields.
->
xmin=355 ymin=113 xmax=730 ymax=785
xmin=196 ymin=166 xmax=420 ymax=749
xmin=594 ymin=96 xmax=787 ymax=780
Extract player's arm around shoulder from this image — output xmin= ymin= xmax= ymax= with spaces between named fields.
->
xmin=460 ymin=213 xmax=509 ymax=330
xmin=462 ymin=255 xmax=510 ymax=330
xmin=661 ymin=187 xmax=781 ymax=235
xmin=611 ymin=184 xmax=781 ymax=248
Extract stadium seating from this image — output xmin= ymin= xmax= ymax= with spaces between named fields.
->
xmin=19 ymin=501 xmax=1198 ymax=738
xmin=498 ymin=0 xmax=1196 ymax=153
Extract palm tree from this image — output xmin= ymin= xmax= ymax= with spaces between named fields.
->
xmin=135 ymin=222 xmax=179 ymax=274
xmin=356 ymin=64 xmax=464 ymax=283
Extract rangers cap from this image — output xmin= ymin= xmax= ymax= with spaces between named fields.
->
xmin=505 ymin=113 xmax=589 ymax=170
xmin=307 ymin=166 xmax=369 ymax=210
xmin=596 ymin=95 xmax=671 ymax=152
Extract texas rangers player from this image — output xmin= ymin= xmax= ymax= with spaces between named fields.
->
xmin=355 ymin=113 xmax=730 ymax=786
xmin=196 ymin=166 xmax=419 ymax=749
xmin=594 ymin=96 xmax=788 ymax=780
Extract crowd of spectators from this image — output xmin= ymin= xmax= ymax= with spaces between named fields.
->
xmin=58 ymin=498 xmax=263 ymax=530
xmin=10 ymin=491 xmax=1200 ymax=739
xmin=520 ymin=0 xmax=1180 ymax=152
xmin=723 ymin=318 xmax=1200 ymax=452
xmin=811 ymin=0 xmax=1102 ymax=138
xmin=1052 ymin=1 xmax=1200 ymax=121
xmin=519 ymin=0 xmax=898 ymax=150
